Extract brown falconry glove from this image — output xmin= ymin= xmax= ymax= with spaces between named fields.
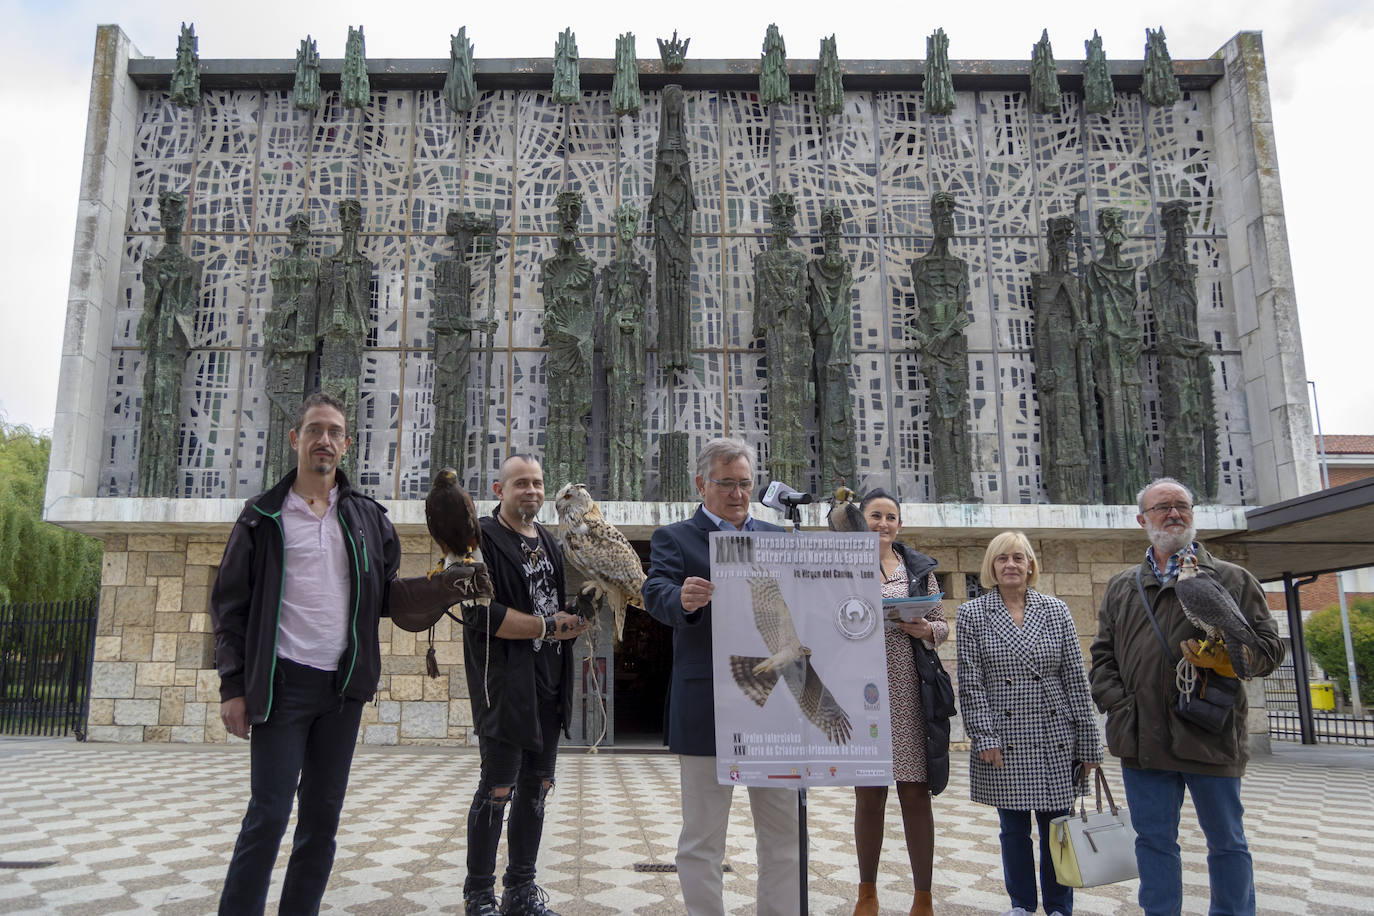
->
xmin=389 ymin=562 xmax=494 ymax=633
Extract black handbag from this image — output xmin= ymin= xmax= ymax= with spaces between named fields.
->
xmin=1135 ymin=567 xmax=1240 ymax=735
xmin=911 ymin=637 xmax=956 ymax=795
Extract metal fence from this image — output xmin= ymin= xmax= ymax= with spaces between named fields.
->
xmin=1265 ymin=638 xmax=1374 ymax=746
xmin=0 ymin=598 xmax=100 ymax=738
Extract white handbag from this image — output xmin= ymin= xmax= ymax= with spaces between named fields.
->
xmin=1048 ymin=768 xmax=1139 ymax=888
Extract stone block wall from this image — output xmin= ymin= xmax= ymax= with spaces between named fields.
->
xmin=84 ymin=530 xmax=1270 ymax=751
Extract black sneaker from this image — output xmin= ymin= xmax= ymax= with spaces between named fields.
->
xmin=500 ymin=881 xmax=562 ymax=916
xmin=464 ymin=889 xmax=501 ymax=916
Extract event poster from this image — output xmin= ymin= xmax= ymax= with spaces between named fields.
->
xmin=709 ymin=530 xmax=893 ymax=788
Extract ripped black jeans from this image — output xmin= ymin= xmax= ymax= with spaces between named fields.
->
xmin=463 ymin=701 xmax=563 ymax=897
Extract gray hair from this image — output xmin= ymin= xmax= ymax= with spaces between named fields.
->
xmin=1136 ymin=476 xmax=1195 ymax=513
xmin=694 ymin=437 xmax=757 ymax=481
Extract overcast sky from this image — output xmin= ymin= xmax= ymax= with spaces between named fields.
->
xmin=1 ymin=0 xmax=1370 ymax=440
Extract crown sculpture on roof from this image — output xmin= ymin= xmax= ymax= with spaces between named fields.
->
xmin=658 ymin=30 xmax=689 ymax=72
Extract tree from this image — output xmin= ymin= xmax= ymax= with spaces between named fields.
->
xmin=0 ymin=420 xmax=102 ymax=604
xmin=1306 ymin=597 xmax=1374 ymax=708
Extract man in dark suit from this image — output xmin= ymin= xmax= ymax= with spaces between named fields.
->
xmin=642 ymin=438 xmax=799 ymax=916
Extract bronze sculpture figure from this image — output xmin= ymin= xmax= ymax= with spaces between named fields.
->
xmin=657 ymin=31 xmax=689 ymax=73
xmin=816 ymin=36 xmax=844 ymax=118
xmin=760 ymin=24 xmax=789 ymax=108
xmin=170 ymin=23 xmax=200 ymax=109
xmin=807 ymin=206 xmax=857 ymax=490
xmin=1083 ymin=30 xmax=1114 ymax=115
xmin=1142 ymin=27 xmax=1181 ymax=108
xmin=317 ymin=200 xmax=372 ymax=443
xmin=651 ymin=84 xmax=696 ymax=374
xmin=612 ymin=33 xmax=641 ymax=117
xmin=553 ymin=28 xmax=580 ymax=105
xmin=138 ymin=191 xmax=200 ymax=497
xmin=1086 ymin=207 xmax=1148 ymax=503
xmin=753 ymin=192 xmax=812 ymax=487
xmin=1149 ymin=200 xmax=1218 ymax=498
xmin=432 ymin=211 xmax=496 ymax=479
xmin=292 ymin=36 xmax=321 ymax=113
xmin=263 ymin=213 xmax=319 ymax=489
xmin=1031 ymin=216 xmax=1094 ymax=503
xmin=924 ymin=28 xmax=955 ymax=116
xmin=541 ymin=191 xmax=596 ymax=489
xmin=444 ymin=28 xmax=479 ymax=114
xmin=342 ymin=26 xmax=369 ymax=110
xmin=1030 ymin=29 xmax=1061 ymax=114
xmin=602 ymin=203 xmax=650 ymax=500
xmin=910 ymin=191 xmax=978 ymax=502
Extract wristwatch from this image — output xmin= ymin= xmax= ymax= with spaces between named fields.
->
xmin=543 ymin=615 xmax=557 ymax=640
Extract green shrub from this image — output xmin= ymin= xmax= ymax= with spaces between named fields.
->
xmin=1306 ymin=597 xmax=1374 ymax=708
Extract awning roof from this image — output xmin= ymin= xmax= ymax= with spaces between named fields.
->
xmin=1217 ymin=476 xmax=1374 ymax=581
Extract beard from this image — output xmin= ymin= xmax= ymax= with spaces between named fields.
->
xmin=1145 ymin=516 xmax=1196 ymax=558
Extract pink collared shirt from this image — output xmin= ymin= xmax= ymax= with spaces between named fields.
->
xmin=276 ymin=486 xmax=351 ymax=671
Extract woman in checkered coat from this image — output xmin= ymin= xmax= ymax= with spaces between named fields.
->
xmin=956 ymin=531 xmax=1101 ymax=916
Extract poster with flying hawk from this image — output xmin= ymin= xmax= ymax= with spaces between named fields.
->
xmin=709 ymin=530 xmax=893 ymax=788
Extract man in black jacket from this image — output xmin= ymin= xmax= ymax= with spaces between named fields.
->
xmin=212 ymin=391 xmax=484 ymax=915
xmin=462 ymin=454 xmax=588 ymax=916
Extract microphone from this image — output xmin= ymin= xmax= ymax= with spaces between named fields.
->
xmin=760 ymin=481 xmax=814 ymax=512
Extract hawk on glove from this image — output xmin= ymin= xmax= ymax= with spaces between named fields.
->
xmin=729 ymin=575 xmax=853 ymax=745
xmin=1176 ymin=552 xmax=1261 ymax=679
xmin=424 ymin=467 xmax=481 ymax=575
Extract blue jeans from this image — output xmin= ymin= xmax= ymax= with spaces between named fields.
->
xmin=1120 ymin=766 xmax=1254 ymax=916
xmin=997 ymin=807 xmax=1072 ymax=915
xmin=219 ymin=659 xmax=364 ymax=915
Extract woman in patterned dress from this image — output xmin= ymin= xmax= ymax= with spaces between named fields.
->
xmin=955 ymin=531 xmax=1101 ymax=916
xmin=851 ymin=490 xmax=945 ymax=916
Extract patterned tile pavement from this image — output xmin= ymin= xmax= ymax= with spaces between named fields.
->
xmin=0 ymin=738 xmax=1370 ymax=914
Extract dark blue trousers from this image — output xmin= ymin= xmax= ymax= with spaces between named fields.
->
xmin=219 ymin=659 xmax=364 ymax=915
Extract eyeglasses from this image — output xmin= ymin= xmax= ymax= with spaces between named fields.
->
xmin=301 ymin=424 xmax=347 ymax=442
xmin=1144 ymin=502 xmax=1193 ymax=516
xmin=707 ymin=478 xmax=754 ymax=494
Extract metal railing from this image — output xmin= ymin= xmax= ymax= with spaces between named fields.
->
xmin=1265 ymin=642 xmax=1374 ymax=746
xmin=0 ymin=598 xmax=100 ymax=738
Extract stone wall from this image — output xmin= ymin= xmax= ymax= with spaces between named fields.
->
xmin=85 ymin=530 xmax=1270 ymax=751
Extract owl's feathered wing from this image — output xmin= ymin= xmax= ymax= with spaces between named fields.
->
xmin=555 ymin=485 xmax=645 ymax=641
xmin=728 ymin=575 xmax=853 ymax=745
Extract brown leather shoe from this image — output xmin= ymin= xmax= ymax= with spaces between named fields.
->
xmin=852 ymin=881 xmax=878 ymax=916
xmin=910 ymin=889 xmax=934 ymax=916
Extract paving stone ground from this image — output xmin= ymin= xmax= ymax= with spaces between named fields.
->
xmin=0 ymin=738 xmax=1369 ymax=914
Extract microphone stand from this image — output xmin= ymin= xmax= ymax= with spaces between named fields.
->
xmin=783 ymin=502 xmax=807 ymax=915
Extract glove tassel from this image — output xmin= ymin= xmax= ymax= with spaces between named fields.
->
xmin=425 ymin=628 xmax=440 ymax=679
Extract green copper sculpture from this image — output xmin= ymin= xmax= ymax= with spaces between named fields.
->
xmin=1031 ymin=216 xmax=1095 ymax=504
xmin=1142 ymin=27 xmax=1181 ymax=108
xmin=924 ymin=28 xmax=955 ymax=116
xmin=612 ymin=33 xmax=641 ymax=117
xmin=292 ymin=36 xmax=322 ymax=113
xmin=1083 ymin=30 xmax=1114 ymax=115
xmin=553 ymin=28 xmax=580 ymax=105
xmin=170 ymin=23 xmax=200 ymax=109
xmin=1030 ymin=29 xmax=1061 ymax=114
xmin=910 ymin=191 xmax=977 ymax=503
xmin=659 ymin=432 xmax=693 ymax=501
xmin=658 ymin=31 xmax=689 ymax=73
xmin=815 ymin=36 xmax=844 ymax=118
xmin=318 ymin=200 xmax=373 ymax=441
xmin=264 ymin=213 xmax=319 ymax=488
xmin=1149 ymin=200 xmax=1218 ymax=499
xmin=137 ymin=191 xmax=199 ymax=497
xmin=651 ymin=84 xmax=696 ymax=373
xmin=541 ymin=191 xmax=596 ymax=488
xmin=432 ymin=211 xmax=496 ymax=478
xmin=444 ymin=27 xmax=478 ymax=114
xmin=807 ymin=206 xmax=857 ymax=489
xmin=753 ymin=192 xmax=812 ymax=487
xmin=602 ymin=203 xmax=650 ymax=500
xmin=342 ymin=26 xmax=369 ymax=110
xmin=1086 ymin=207 xmax=1148 ymax=503
xmin=760 ymin=24 xmax=789 ymax=108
